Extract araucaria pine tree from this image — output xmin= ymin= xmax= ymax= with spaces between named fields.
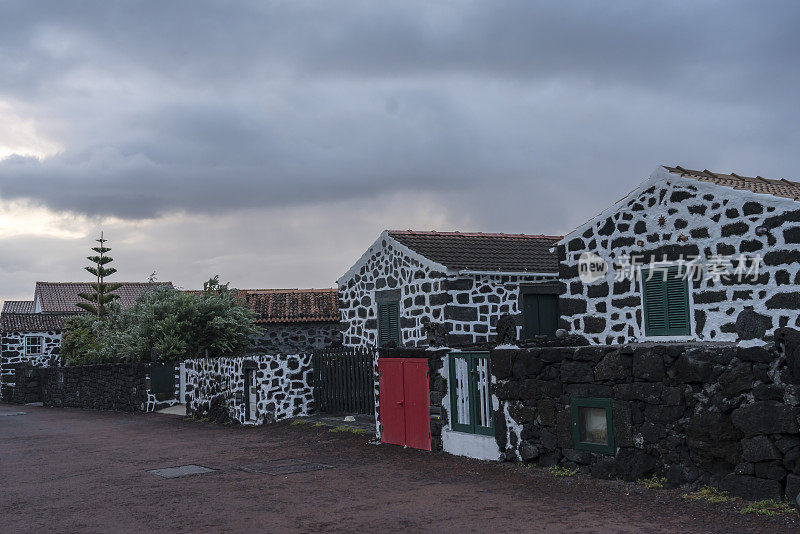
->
xmin=76 ymin=232 xmax=124 ymax=318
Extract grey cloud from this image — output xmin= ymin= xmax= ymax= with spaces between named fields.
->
xmin=0 ymin=0 xmax=799 ymax=222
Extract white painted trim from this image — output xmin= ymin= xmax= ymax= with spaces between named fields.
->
xmin=336 ymin=230 xmax=447 ymax=286
xmin=456 ymin=270 xmax=558 ymax=278
xmin=442 ymin=429 xmax=501 ymax=461
xmin=636 ymin=261 xmax=697 ymax=342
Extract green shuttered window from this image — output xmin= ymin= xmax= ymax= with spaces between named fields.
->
xmin=377 ymin=301 xmax=400 ymax=346
xmin=642 ymin=266 xmax=690 ymax=336
xmin=522 ymin=293 xmax=558 ymax=339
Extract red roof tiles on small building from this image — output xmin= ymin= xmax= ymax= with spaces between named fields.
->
xmin=243 ymin=288 xmax=339 ymax=324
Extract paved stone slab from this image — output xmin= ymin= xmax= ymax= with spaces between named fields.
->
xmin=148 ymin=464 xmax=216 ymax=478
xmin=240 ymin=459 xmax=333 ymax=475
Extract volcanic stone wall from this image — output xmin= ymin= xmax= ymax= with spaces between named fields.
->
xmin=560 ymin=175 xmax=800 ymax=343
xmin=339 ymin=237 xmax=552 ymax=347
xmin=492 ymin=343 xmax=800 ymax=501
xmin=39 ymin=363 xmax=150 ymax=411
xmin=185 ymin=353 xmax=313 ymax=425
xmin=249 ymin=322 xmax=341 ymax=354
xmin=1 ymin=330 xmax=61 ymax=400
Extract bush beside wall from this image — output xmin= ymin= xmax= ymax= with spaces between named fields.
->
xmin=492 ymin=343 xmax=800 ymax=501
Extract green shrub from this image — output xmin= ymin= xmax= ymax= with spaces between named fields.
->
xmin=637 ymin=474 xmax=667 ymax=489
xmin=682 ymin=486 xmax=736 ymax=504
xmin=98 ymin=277 xmax=260 ymax=362
xmin=61 ymin=314 xmax=104 ymax=365
xmin=548 ymin=466 xmax=578 ymax=477
xmin=740 ymin=499 xmax=796 ymax=516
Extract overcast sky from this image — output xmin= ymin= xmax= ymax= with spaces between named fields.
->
xmin=1 ymin=1 xmax=799 ymax=302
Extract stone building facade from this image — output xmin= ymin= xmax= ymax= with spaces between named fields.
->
xmin=0 ymin=317 xmax=62 ymax=400
xmin=243 ymin=288 xmax=341 ymax=353
xmin=338 ymin=230 xmax=561 ymax=348
xmin=559 ymin=166 xmax=800 ymax=344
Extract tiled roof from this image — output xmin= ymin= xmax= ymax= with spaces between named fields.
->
xmin=34 ymin=282 xmax=173 ymax=313
xmin=243 ymin=288 xmax=339 ymax=323
xmin=2 ymin=300 xmax=35 ymax=314
xmin=0 ymin=313 xmax=72 ymax=332
xmin=387 ymin=230 xmax=562 ymax=273
xmin=664 ymin=165 xmax=800 ymax=201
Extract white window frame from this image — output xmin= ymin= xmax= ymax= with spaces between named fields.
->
xmin=636 ymin=261 xmax=695 ymax=342
xmin=25 ymin=335 xmax=44 ymax=356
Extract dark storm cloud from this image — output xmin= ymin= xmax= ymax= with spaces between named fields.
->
xmin=0 ymin=0 xmax=799 ymax=219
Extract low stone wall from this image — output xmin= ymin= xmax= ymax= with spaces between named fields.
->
xmin=11 ymin=364 xmax=46 ymax=404
xmin=492 ymin=343 xmax=800 ymax=501
xmin=40 ymin=363 xmax=151 ymax=412
xmin=184 ymin=354 xmax=313 ymax=425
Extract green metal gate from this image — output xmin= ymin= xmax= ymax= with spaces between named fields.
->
xmin=149 ymin=362 xmax=176 ymax=396
xmin=312 ymin=348 xmax=375 ymax=415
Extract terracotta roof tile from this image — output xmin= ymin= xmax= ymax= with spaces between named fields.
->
xmin=1 ymin=313 xmax=71 ymax=332
xmin=387 ymin=230 xmax=561 ymax=273
xmin=1 ymin=300 xmax=35 ymax=314
xmin=244 ymin=288 xmax=339 ymax=323
xmin=34 ymin=282 xmax=173 ymax=313
xmin=664 ymin=165 xmax=800 ymax=201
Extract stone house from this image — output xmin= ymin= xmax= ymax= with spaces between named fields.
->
xmin=338 ymin=230 xmax=561 ymax=348
xmin=241 ymin=288 xmax=341 ymax=353
xmin=1 ymin=281 xmax=172 ymax=399
xmin=558 ymin=165 xmax=800 ymax=344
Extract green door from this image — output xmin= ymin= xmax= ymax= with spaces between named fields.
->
xmin=522 ymin=293 xmax=558 ymax=339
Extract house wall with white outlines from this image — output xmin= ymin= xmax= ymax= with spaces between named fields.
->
xmin=559 ymin=167 xmax=800 ymax=344
xmin=0 ymin=330 xmax=61 ymax=399
xmin=184 ymin=353 xmax=313 ymax=425
xmin=338 ymin=234 xmax=554 ymax=348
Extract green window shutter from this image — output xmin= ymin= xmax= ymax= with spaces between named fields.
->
xmin=537 ymin=294 xmax=558 ymax=337
xmin=378 ymin=301 xmax=400 ymax=346
xmin=642 ymin=267 xmax=690 ymax=336
xmin=522 ymin=293 xmax=559 ymax=339
xmin=522 ymin=293 xmax=540 ymax=338
xmin=666 ymin=269 xmax=690 ymax=333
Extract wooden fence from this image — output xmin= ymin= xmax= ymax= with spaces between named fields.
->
xmin=312 ymin=348 xmax=375 ymax=416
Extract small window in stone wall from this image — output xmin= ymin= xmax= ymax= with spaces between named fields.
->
xmin=377 ymin=301 xmax=400 ymax=346
xmin=641 ymin=266 xmax=691 ymax=337
xmin=571 ymin=397 xmax=615 ymax=455
xmin=25 ymin=336 xmax=43 ymax=356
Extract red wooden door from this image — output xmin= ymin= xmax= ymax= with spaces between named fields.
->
xmin=402 ymin=360 xmax=431 ymax=451
xmin=378 ymin=358 xmax=406 ymax=447
xmin=378 ymin=358 xmax=431 ymax=451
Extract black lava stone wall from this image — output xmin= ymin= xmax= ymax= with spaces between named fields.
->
xmin=37 ymin=363 xmax=150 ymax=411
xmin=492 ymin=343 xmax=800 ymax=501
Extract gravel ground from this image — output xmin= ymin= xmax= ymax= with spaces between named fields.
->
xmin=1 ymin=403 xmax=797 ymax=533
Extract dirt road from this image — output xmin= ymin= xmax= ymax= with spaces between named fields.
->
xmin=0 ymin=404 xmax=795 ymax=533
